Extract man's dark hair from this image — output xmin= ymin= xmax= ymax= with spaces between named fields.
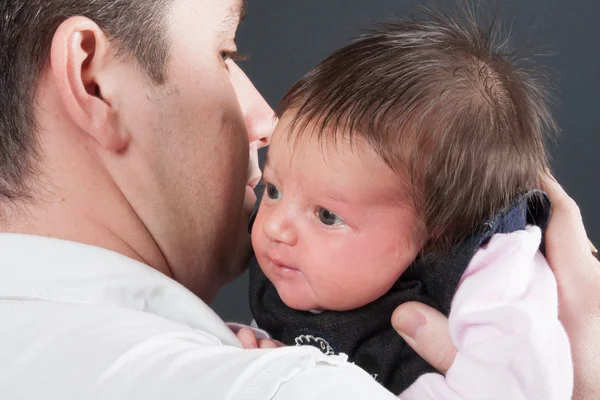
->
xmin=277 ymin=4 xmax=556 ymax=252
xmin=0 ymin=0 xmax=175 ymax=201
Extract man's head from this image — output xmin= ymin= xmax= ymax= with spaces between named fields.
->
xmin=1 ymin=0 xmax=273 ymax=301
xmin=0 ymin=0 xmax=174 ymax=201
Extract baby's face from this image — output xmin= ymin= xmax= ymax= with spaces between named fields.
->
xmin=251 ymin=114 xmax=423 ymax=311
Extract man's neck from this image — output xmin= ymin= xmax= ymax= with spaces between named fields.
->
xmin=0 ymin=91 xmax=171 ymax=279
xmin=1 ymin=183 xmax=170 ymax=277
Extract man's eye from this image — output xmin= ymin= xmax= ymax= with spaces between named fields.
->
xmin=266 ymin=183 xmax=281 ymax=200
xmin=317 ymin=208 xmax=343 ymax=226
xmin=220 ymin=50 xmax=234 ymax=61
xmin=220 ymin=50 xmax=247 ymax=62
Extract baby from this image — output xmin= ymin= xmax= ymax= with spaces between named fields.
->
xmin=236 ymin=6 xmax=572 ymax=399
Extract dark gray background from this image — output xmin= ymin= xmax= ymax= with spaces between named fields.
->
xmin=211 ymin=0 xmax=600 ymax=322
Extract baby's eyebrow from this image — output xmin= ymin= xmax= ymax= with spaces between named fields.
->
xmin=262 ymin=154 xmax=278 ymax=180
xmin=262 ymin=152 xmax=273 ymax=173
xmin=325 ymin=191 xmax=350 ymax=205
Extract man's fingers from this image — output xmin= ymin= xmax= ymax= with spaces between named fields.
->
xmin=237 ymin=327 xmax=259 ymax=349
xmin=392 ymin=302 xmax=457 ymax=374
xmin=542 ymin=175 xmax=594 ymax=273
xmin=541 ymin=175 xmax=600 ymax=313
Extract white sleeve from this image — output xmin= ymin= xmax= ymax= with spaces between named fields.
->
xmin=91 ymin=332 xmax=396 ymax=400
xmin=399 ymin=226 xmax=573 ymax=400
xmin=0 ymin=299 xmax=394 ymax=400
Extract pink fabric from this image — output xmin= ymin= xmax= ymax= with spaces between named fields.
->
xmin=400 ymin=226 xmax=573 ymax=399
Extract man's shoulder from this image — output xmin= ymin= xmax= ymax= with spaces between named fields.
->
xmin=0 ymin=297 xmax=214 ymax=395
xmin=0 ymin=233 xmax=241 ymax=343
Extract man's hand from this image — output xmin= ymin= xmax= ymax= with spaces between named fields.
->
xmin=542 ymin=176 xmax=600 ymax=400
xmin=236 ymin=327 xmax=285 ymax=349
xmin=391 ymin=303 xmax=456 ymax=374
xmin=392 ymin=175 xmax=600 ymax=399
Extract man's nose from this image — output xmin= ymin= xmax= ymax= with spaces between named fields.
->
xmin=229 ymin=62 xmax=275 ymax=149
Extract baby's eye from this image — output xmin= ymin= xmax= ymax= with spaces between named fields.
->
xmin=266 ymin=183 xmax=281 ymax=200
xmin=318 ymin=208 xmax=343 ymax=226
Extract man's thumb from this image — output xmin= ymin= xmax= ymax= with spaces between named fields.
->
xmin=392 ymin=302 xmax=457 ymax=374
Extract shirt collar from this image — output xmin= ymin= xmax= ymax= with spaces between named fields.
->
xmin=0 ymin=233 xmax=240 ymax=346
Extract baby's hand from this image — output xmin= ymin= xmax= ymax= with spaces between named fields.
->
xmin=236 ymin=327 xmax=286 ymax=349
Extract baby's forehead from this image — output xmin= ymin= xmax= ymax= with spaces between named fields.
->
xmin=272 ymin=111 xmax=371 ymax=156
xmin=268 ymin=117 xmax=413 ymax=207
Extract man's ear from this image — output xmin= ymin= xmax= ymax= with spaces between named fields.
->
xmin=50 ymin=16 xmax=129 ymax=152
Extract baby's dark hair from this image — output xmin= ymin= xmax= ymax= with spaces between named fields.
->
xmin=276 ymin=4 xmax=555 ymax=253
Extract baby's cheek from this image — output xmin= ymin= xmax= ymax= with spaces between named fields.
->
xmin=251 ymin=214 xmax=268 ymax=254
xmin=315 ymin=251 xmax=410 ymax=311
xmin=250 ymin=226 xmax=261 ymax=252
xmin=308 ymin=265 xmax=376 ymax=310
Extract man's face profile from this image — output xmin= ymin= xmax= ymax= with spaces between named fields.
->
xmin=115 ymin=0 xmax=270 ymax=301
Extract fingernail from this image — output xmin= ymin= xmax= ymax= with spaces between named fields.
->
xmin=393 ymin=309 xmax=427 ymax=340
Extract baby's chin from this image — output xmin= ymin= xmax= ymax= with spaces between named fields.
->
xmin=274 ymin=283 xmax=323 ymax=312
xmin=278 ymin=285 xmax=385 ymax=312
xmin=275 ymin=284 xmax=360 ymax=312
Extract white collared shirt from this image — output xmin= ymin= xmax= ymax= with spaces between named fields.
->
xmin=0 ymin=234 xmax=394 ymax=399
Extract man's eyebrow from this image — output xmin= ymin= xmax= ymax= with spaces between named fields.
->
xmin=224 ymin=0 xmax=247 ymax=31
xmin=238 ymin=0 xmax=247 ymax=25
